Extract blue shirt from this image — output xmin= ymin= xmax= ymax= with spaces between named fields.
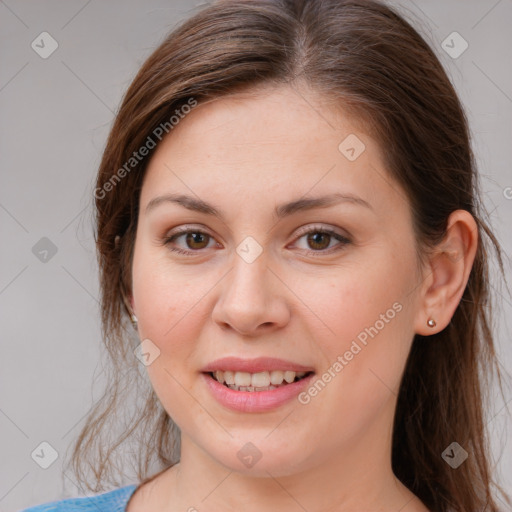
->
xmin=20 ymin=484 xmax=138 ymax=511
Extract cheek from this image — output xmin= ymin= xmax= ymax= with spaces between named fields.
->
xmin=132 ymin=239 xmax=200 ymax=324
xmin=295 ymin=256 xmax=408 ymax=351
xmin=131 ymin=246 xmax=209 ymax=422
xmin=299 ymin=255 xmax=415 ymax=408
xmin=131 ymin=243 xmax=202 ymax=361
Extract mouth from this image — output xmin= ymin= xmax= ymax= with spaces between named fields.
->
xmin=204 ymin=370 xmax=315 ymax=392
xmin=201 ymin=362 xmax=316 ymax=412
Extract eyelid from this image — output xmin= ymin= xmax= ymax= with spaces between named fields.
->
xmin=293 ymin=223 xmax=349 ymax=239
xmin=161 ymin=223 xmax=217 ymax=240
xmin=164 ymin=223 xmax=349 ymax=240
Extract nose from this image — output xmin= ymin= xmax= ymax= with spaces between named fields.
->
xmin=211 ymin=250 xmax=290 ymax=337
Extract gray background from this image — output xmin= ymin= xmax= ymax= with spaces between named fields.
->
xmin=1 ymin=1 xmax=511 ymax=510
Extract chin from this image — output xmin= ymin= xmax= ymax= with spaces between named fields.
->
xmin=204 ymin=438 xmax=313 ymax=478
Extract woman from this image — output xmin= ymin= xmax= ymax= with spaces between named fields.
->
xmin=22 ymin=0 xmax=511 ymax=511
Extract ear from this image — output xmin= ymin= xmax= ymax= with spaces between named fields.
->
xmin=413 ymin=209 xmax=478 ymax=335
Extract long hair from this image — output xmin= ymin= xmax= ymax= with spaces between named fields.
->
xmin=66 ymin=1 xmax=511 ymax=510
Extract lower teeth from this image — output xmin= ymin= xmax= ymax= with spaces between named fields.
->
xmin=217 ymin=375 xmax=307 ymax=392
xmin=225 ymin=384 xmax=281 ymax=392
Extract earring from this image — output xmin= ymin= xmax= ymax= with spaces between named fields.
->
xmin=427 ymin=318 xmax=436 ymax=328
xmin=131 ymin=314 xmax=138 ymax=327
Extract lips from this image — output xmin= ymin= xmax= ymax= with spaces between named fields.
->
xmin=200 ymin=357 xmax=316 ymax=412
xmin=202 ymin=371 xmax=315 ymax=412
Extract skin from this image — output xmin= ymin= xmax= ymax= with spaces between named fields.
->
xmin=126 ymin=83 xmax=478 ymax=512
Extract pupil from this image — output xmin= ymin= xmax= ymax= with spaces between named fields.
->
xmin=187 ymin=232 xmax=207 ymax=248
xmin=309 ymin=232 xmax=329 ymax=250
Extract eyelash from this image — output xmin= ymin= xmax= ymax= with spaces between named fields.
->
xmin=161 ymin=225 xmax=351 ymax=257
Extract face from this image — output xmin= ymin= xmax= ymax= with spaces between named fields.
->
xmin=130 ymin=84 xmax=424 ymax=478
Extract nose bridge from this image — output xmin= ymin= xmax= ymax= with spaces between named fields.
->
xmin=227 ymin=243 xmax=270 ymax=307
xmin=212 ymin=239 xmax=289 ymax=334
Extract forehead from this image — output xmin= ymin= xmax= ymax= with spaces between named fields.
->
xmin=154 ymin=85 xmax=370 ymax=163
xmin=140 ymin=85 xmax=408 ymax=222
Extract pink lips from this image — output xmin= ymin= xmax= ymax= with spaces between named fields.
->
xmin=200 ymin=357 xmax=315 ymax=413
xmin=202 ymin=373 xmax=314 ymax=412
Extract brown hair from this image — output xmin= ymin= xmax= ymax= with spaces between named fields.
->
xmin=66 ymin=1 xmax=511 ymax=510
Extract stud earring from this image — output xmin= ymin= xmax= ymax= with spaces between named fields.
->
xmin=131 ymin=314 xmax=138 ymax=327
xmin=427 ymin=318 xmax=436 ymax=328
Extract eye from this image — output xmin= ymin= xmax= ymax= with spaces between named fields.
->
xmin=291 ymin=225 xmax=351 ymax=255
xmin=161 ymin=224 xmax=351 ymax=256
xmin=162 ymin=227 xmax=217 ymax=255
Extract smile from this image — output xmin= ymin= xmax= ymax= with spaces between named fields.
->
xmin=209 ymin=370 xmax=312 ymax=391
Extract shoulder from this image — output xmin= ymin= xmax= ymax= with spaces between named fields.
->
xmin=19 ymin=485 xmax=138 ymax=512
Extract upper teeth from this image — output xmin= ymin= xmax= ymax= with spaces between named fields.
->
xmin=213 ymin=370 xmax=307 ymax=388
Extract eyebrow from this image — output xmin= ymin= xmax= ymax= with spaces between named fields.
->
xmin=144 ymin=192 xmax=373 ymax=220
